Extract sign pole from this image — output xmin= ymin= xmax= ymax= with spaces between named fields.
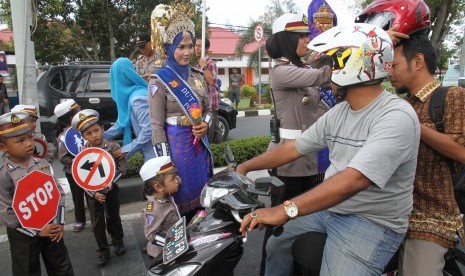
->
xmin=258 ymin=42 xmax=262 ymax=107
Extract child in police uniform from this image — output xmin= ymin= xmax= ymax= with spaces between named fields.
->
xmin=11 ymin=104 xmax=54 ymax=163
xmin=55 ymin=99 xmax=88 ymax=232
xmin=140 ymin=156 xmax=181 ymax=263
xmin=71 ymin=109 xmax=128 ymax=267
xmin=0 ymin=111 xmax=74 ymax=276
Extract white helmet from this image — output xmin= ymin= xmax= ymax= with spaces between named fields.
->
xmin=308 ymin=23 xmax=393 ymax=87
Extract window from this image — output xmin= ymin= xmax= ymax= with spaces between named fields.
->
xmin=88 ymin=71 xmax=110 ymax=92
xmin=261 ymin=68 xmax=269 ymax=75
xmin=218 ymin=68 xmax=225 ymax=75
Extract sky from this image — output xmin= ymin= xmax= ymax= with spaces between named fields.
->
xmin=205 ymin=0 xmax=359 ymax=29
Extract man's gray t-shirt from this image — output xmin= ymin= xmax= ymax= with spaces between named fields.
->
xmin=229 ymin=74 xmax=242 ymax=93
xmin=296 ymin=91 xmax=420 ymax=233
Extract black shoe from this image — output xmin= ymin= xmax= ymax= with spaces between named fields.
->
xmin=96 ymin=253 xmax=110 ymax=267
xmin=115 ymin=243 xmax=126 ymax=256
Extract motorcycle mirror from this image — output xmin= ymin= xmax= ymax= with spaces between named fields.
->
xmin=223 ymin=145 xmax=235 ymax=165
xmin=248 ymin=177 xmax=285 ymax=196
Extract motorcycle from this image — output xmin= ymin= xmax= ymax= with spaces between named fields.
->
xmin=147 ymin=146 xmax=284 ymax=276
xmin=291 ymin=231 xmax=465 ymax=276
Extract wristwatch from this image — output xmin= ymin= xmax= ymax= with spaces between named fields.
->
xmin=283 ymin=201 xmax=298 ymax=219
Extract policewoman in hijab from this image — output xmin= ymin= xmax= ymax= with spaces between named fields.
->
xmin=104 ymin=57 xmax=155 ymax=162
xmin=147 ymin=4 xmax=213 ymax=220
xmin=259 ymin=13 xmax=333 ymax=274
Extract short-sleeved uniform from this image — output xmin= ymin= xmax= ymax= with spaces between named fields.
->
xmin=142 ymin=195 xmax=180 ymax=262
xmin=0 ymin=157 xmax=74 ymax=276
xmin=85 ymin=140 xmax=128 ymax=256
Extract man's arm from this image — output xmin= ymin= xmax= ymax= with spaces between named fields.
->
xmin=240 ymin=167 xmax=371 ymax=232
xmin=236 ymin=140 xmax=302 ymax=175
xmin=420 ymin=124 xmax=465 ymax=164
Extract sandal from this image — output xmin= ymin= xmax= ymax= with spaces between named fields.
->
xmin=73 ymin=222 xmax=85 ymax=232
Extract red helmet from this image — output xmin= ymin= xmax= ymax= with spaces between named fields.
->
xmin=355 ymin=0 xmax=431 ymax=35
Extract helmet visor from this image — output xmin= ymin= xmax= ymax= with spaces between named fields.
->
xmin=326 ymin=47 xmax=352 ymax=70
xmin=357 ymin=11 xmax=395 ymax=31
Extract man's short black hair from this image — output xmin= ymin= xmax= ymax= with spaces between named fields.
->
xmin=195 ymin=37 xmax=210 ymax=49
xmin=398 ymin=34 xmax=437 ymax=75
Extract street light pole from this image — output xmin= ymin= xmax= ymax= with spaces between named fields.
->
xmin=10 ymin=0 xmax=40 ymax=127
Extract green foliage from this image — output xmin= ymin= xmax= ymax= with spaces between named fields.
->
xmin=240 ymin=85 xmax=257 ymax=107
xmin=263 ymin=83 xmax=272 ymax=104
xmin=125 ymin=152 xmax=144 ymax=178
xmin=209 ymin=136 xmax=272 ymax=167
xmin=124 ymin=136 xmax=272 ymax=178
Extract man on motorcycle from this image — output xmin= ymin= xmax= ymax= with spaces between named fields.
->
xmin=237 ymin=23 xmax=421 ymax=275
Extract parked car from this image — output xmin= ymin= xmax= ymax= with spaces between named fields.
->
xmin=37 ymin=62 xmax=237 ymax=144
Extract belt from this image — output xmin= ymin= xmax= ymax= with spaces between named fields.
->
xmin=165 ymin=115 xmax=192 ymax=126
xmin=279 ymin=128 xmax=302 ymax=140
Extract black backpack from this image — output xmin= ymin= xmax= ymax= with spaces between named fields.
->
xmin=428 ymin=86 xmax=465 ymax=213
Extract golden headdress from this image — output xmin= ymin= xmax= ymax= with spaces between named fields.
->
xmin=151 ymin=2 xmax=195 ymax=59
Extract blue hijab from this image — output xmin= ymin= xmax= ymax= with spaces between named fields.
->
xmin=110 ymin=57 xmax=148 ymax=145
xmin=165 ymin=31 xmax=194 ymax=81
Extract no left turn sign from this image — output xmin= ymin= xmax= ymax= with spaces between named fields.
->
xmin=71 ymin=148 xmax=116 ymax=191
xmin=33 ymin=138 xmax=48 ymax=159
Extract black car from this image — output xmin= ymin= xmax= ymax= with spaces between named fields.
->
xmin=37 ymin=62 xmax=237 ymax=143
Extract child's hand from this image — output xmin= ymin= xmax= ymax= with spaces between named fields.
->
xmin=112 ymin=148 xmax=126 ymax=161
xmin=49 ymin=224 xmax=65 ymax=242
xmin=94 ymin=192 xmax=106 ymax=203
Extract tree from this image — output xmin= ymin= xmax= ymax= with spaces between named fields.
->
xmin=235 ymin=0 xmax=290 ymax=75
xmin=0 ymin=0 xmax=202 ymax=64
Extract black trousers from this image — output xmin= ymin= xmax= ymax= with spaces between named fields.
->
xmin=87 ymin=185 xmax=124 ymax=256
xmin=7 ymin=227 xmax=74 ymax=276
xmin=65 ymin=173 xmax=88 ymax=223
xmin=260 ymin=172 xmax=324 ymax=276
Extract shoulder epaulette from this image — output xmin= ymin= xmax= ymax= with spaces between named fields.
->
xmin=146 ymin=201 xmax=153 ymax=212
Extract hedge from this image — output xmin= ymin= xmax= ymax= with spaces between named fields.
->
xmin=124 ymin=136 xmax=272 ymax=178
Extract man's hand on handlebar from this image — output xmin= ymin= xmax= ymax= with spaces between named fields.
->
xmin=239 ymin=205 xmax=289 ymax=236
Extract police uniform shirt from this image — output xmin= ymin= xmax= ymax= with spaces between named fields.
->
xmin=0 ymin=157 xmax=66 ymax=230
xmin=148 ymin=66 xmax=212 ymax=145
xmin=142 ymin=195 xmax=180 ymax=260
xmin=136 ymin=54 xmax=164 ymax=82
xmin=57 ymin=127 xmax=75 ymax=174
xmin=268 ymin=58 xmax=331 ymax=177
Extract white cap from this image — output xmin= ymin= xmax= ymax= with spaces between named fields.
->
xmin=139 ymin=156 xmax=178 ymax=182
xmin=11 ymin=104 xmax=39 ymax=118
xmin=272 ymin=13 xmax=309 ymax=34
xmin=54 ymin=99 xmax=79 ymax=118
xmin=71 ymin=109 xmax=99 ymax=132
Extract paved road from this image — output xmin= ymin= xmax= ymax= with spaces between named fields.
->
xmin=0 ymin=167 xmax=269 ymax=276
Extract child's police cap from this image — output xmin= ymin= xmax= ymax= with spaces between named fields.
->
xmin=0 ymin=111 xmax=32 ymax=138
xmin=272 ymin=13 xmax=309 ymax=34
xmin=71 ymin=109 xmax=100 ymax=132
xmin=54 ymin=99 xmax=80 ymax=118
xmin=140 ymin=156 xmax=178 ymax=182
xmin=11 ymin=104 xmax=39 ymax=118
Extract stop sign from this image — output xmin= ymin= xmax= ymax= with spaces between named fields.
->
xmin=12 ymin=170 xmax=61 ymax=230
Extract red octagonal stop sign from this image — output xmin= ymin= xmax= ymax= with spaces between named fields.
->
xmin=12 ymin=170 xmax=61 ymax=230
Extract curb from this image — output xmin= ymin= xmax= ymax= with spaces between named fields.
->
xmin=237 ymin=109 xmax=275 ymax=118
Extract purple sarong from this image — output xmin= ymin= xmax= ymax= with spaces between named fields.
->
xmin=166 ymin=124 xmax=213 ymax=215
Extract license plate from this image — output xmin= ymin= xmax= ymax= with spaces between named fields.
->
xmin=163 ymin=217 xmax=188 ymax=264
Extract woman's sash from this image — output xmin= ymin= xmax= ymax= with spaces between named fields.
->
xmin=155 ymin=66 xmax=212 ymax=155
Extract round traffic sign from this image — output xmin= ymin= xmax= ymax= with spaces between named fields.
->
xmin=33 ymin=137 xmax=48 ymax=159
xmin=71 ymin=147 xmax=116 ymax=191
xmin=254 ymin=24 xmax=265 ymax=43
xmin=12 ymin=170 xmax=61 ymax=230
xmin=64 ymin=128 xmax=85 ymax=156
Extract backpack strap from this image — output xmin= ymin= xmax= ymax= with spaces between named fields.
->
xmin=428 ymin=86 xmax=456 ymax=174
xmin=428 ymin=86 xmax=449 ymax=133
